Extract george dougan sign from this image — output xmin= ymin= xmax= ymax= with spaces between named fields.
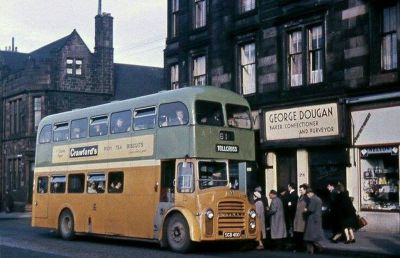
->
xmin=265 ymin=103 xmax=339 ymax=141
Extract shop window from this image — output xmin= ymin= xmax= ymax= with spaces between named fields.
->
xmin=360 ymin=147 xmax=399 ymax=211
xmin=68 ymin=174 xmax=85 ymax=193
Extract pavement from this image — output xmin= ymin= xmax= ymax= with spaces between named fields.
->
xmin=1 ymin=212 xmax=399 ymax=257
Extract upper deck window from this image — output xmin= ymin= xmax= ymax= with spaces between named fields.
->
xmin=70 ymin=118 xmax=88 ymax=140
xmin=89 ymin=115 xmax=108 ymax=137
xmin=134 ymin=107 xmax=156 ymax=130
xmin=226 ymin=104 xmax=252 ymax=129
xmin=196 ymin=100 xmax=223 ymax=126
xmin=111 ymin=110 xmax=132 ymax=134
xmin=53 ymin=123 xmax=69 ymax=142
xmin=39 ymin=124 xmax=52 ymax=143
xmin=199 ymin=161 xmax=228 ymax=189
xmin=159 ymin=102 xmax=189 ymax=127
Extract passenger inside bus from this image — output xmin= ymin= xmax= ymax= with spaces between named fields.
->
xmin=109 ymin=180 xmax=123 ymax=193
xmin=87 ymin=181 xmax=97 ymax=194
xmin=200 ymin=111 xmax=223 ymax=126
xmin=170 ymin=110 xmax=187 ymax=126
xmin=72 ymin=127 xmax=81 ymax=139
xmin=92 ymin=124 xmax=107 ymax=136
xmin=111 ymin=118 xmax=130 ymax=133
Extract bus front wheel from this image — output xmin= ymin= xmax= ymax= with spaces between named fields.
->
xmin=166 ymin=214 xmax=192 ymax=253
xmin=58 ymin=209 xmax=75 ymax=240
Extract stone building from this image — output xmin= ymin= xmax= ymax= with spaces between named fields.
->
xmin=164 ymin=0 xmax=399 ymax=232
xmin=0 ymin=7 xmax=164 ymax=211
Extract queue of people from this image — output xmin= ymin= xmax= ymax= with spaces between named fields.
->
xmin=253 ymin=182 xmax=357 ymax=254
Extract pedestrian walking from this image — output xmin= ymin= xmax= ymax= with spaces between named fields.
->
xmin=336 ymin=183 xmax=357 ymax=244
xmin=293 ymin=183 xmax=308 ymax=252
xmin=327 ymin=182 xmax=341 ymax=242
xmin=253 ymin=191 xmax=266 ymax=250
xmin=304 ymin=188 xmax=324 ymax=254
xmin=267 ymin=190 xmax=287 ymax=249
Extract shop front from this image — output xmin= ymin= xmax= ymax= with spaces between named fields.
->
xmin=351 ymin=105 xmax=400 ymax=233
xmin=261 ymin=102 xmax=347 ymax=214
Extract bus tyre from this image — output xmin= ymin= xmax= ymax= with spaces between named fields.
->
xmin=167 ymin=214 xmax=192 ymax=253
xmin=58 ymin=209 xmax=75 ymax=240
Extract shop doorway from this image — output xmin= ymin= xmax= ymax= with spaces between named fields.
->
xmin=309 ymin=147 xmax=347 ymax=229
xmin=276 ymin=150 xmax=297 ymax=192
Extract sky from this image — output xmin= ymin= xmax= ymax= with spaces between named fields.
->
xmin=0 ymin=0 xmax=167 ymax=67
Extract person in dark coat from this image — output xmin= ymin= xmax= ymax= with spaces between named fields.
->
xmin=336 ymin=183 xmax=357 ymax=244
xmin=286 ymin=183 xmax=298 ymax=238
xmin=327 ymin=182 xmax=341 ymax=242
xmin=304 ymin=188 xmax=324 ymax=254
xmin=293 ymin=183 xmax=308 ymax=252
xmin=267 ymin=190 xmax=287 ymax=249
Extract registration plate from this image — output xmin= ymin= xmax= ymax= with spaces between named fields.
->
xmin=223 ymin=232 xmax=241 ymax=238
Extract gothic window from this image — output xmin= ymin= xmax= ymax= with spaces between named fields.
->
xmin=194 ymin=0 xmax=206 ymax=29
xmin=239 ymin=42 xmax=256 ymax=95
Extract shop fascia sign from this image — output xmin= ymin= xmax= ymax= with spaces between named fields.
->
xmin=360 ymin=146 xmax=399 ymax=158
xmin=264 ymin=103 xmax=339 ymax=141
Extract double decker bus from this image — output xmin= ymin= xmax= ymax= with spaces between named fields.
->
xmin=32 ymin=86 xmax=257 ymax=252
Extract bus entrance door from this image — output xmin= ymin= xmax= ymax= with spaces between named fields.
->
xmin=33 ymin=175 xmax=49 ymax=219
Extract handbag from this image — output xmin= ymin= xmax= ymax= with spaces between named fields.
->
xmin=356 ymin=215 xmax=368 ymax=229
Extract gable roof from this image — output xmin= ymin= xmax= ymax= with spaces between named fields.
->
xmin=114 ymin=63 xmax=165 ymax=100
xmin=0 ymin=51 xmax=29 ymax=74
xmin=29 ymin=29 xmax=89 ymax=60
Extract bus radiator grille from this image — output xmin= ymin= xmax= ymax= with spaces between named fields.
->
xmin=217 ymin=201 xmax=245 ymax=230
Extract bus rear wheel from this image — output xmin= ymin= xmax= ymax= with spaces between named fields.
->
xmin=58 ymin=209 xmax=75 ymax=240
xmin=166 ymin=214 xmax=192 ymax=253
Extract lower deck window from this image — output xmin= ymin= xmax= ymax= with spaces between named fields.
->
xmin=50 ymin=176 xmax=66 ymax=193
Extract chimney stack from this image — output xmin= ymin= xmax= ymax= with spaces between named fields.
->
xmin=98 ymin=0 xmax=102 ymax=15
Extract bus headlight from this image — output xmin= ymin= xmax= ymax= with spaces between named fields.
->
xmin=249 ymin=221 xmax=256 ymax=229
xmin=249 ymin=209 xmax=256 ymax=219
xmin=206 ymin=209 xmax=214 ymax=220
